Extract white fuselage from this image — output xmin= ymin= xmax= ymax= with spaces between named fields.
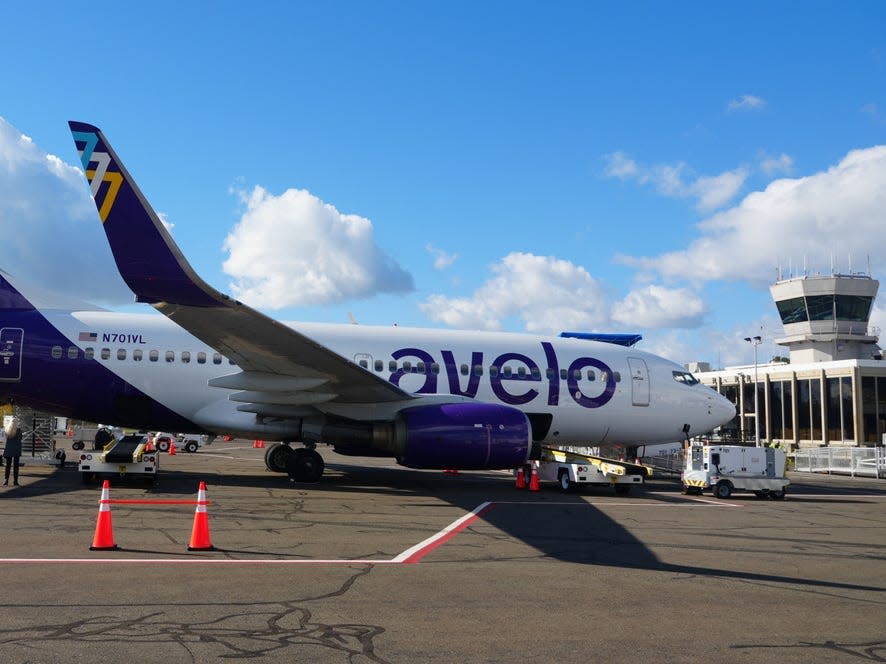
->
xmin=44 ymin=309 xmax=734 ymax=445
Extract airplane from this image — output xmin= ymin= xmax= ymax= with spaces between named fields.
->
xmin=0 ymin=121 xmax=735 ymax=483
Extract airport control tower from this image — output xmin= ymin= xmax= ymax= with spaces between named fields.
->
xmin=770 ymin=271 xmax=880 ymax=363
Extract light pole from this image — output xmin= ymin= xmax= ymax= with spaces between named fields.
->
xmin=744 ymin=336 xmax=762 ymax=447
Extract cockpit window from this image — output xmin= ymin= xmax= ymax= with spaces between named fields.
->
xmin=672 ymin=371 xmax=700 ymax=386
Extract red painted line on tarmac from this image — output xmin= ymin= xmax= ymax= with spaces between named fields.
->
xmin=104 ymin=500 xmax=210 ymax=505
xmin=392 ymin=501 xmax=496 ymax=564
xmin=0 ymin=558 xmax=399 ymax=565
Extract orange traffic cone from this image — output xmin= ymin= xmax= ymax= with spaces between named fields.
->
xmin=252 ymin=439 xmax=265 ymax=449
xmin=528 ymin=461 xmax=540 ymax=492
xmin=90 ymin=480 xmax=118 ymax=550
xmin=515 ymin=466 xmax=526 ymax=489
xmin=187 ymin=481 xmax=214 ymax=551
xmin=169 ymin=440 xmax=176 ymax=455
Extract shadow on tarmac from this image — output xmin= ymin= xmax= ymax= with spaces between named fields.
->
xmin=5 ymin=455 xmax=885 ymax=596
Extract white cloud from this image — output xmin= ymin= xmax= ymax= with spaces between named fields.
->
xmin=689 ymin=168 xmax=749 ymax=212
xmin=0 ymin=117 xmax=131 ymax=304
xmin=603 ymin=151 xmax=639 ymax=179
xmin=420 ymin=252 xmax=610 ymax=334
xmin=426 ymin=243 xmax=457 ymax=270
xmin=727 ymin=94 xmax=767 ymax=112
xmin=222 ymin=186 xmax=414 ymax=307
xmin=612 ymin=285 xmax=706 ymax=328
xmin=621 ymin=145 xmax=886 ymax=286
xmin=603 ymin=152 xmax=747 ymax=212
xmin=759 ymin=152 xmax=794 ymax=175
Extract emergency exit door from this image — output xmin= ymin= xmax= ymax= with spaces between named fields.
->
xmin=627 ymin=357 xmax=649 ymax=406
xmin=0 ymin=328 xmax=24 ymax=382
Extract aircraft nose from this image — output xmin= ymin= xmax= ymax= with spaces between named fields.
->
xmin=711 ymin=391 xmax=736 ymax=426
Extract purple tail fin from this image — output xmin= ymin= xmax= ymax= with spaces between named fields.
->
xmin=68 ymin=122 xmax=217 ymax=308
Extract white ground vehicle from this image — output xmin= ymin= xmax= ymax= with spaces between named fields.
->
xmin=536 ymin=446 xmax=651 ymax=494
xmin=78 ymin=433 xmax=159 ymax=483
xmin=71 ymin=424 xmax=115 ymax=451
xmin=682 ymin=444 xmax=789 ymax=499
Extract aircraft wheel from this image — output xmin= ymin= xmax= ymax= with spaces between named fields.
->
xmin=714 ymin=481 xmax=732 ymax=499
xmin=558 ymin=470 xmax=572 ymax=493
xmin=264 ymin=443 xmax=294 ymax=473
xmin=286 ymin=448 xmax=324 ymax=483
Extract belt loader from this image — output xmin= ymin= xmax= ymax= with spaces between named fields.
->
xmin=78 ymin=433 xmax=159 ymax=484
xmin=536 ymin=446 xmax=651 ymax=494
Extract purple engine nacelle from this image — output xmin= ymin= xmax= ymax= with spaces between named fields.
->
xmin=395 ymin=402 xmax=531 ymax=470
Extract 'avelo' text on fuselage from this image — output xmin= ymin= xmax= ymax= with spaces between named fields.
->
xmin=387 ymin=341 xmax=616 ymax=409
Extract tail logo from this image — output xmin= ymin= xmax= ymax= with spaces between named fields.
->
xmin=71 ymin=131 xmax=123 ymax=222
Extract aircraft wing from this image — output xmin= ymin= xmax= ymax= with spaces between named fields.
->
xmin=69 ymin=121 xmax=411 ymax=408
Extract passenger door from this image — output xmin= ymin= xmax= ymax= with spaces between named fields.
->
xmin=627 ymin=357 xmax=650 ymax=407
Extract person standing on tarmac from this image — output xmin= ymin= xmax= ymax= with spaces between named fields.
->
xmin=3 ymin=418 xmax=22 ymax=486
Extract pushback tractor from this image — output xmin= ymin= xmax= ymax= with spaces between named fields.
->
xmin=682 ymin=444 xmax=789 ymax=499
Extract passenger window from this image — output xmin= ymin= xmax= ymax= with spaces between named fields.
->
xmin=601 ymin=372 xmax=608 ymax=383
xmin=531 ymin=367 xmax=541 ymax=379
xmin=473 ymin=365 xmax=483 ymax=376
xmin=67 ymin=347 xmax=79 ymax=360
xmin=84 ymin=348 xmax=94 ymax=360
xmin=560 ymin=369 xmax=568 ymax=380
xmin=165 ymin=351 xmax=175 ymax=363
xmin=461 ymin=364 xmax=469 ymax=376
xmin=431 ymin=363 xmax=440 ymax=374
xmin=517 ymin=366 xmax=526 ymax=378
xmin=51 ymin=346 xmax=63 ymax=359
xmin=587 ymin=370 xmax=595 ymax=381
xmin=389 ymin=360 xmax=397 ymax=373
xmin=374 ymin=360 xmax=383 ymax=372
xmin=101 ymin=348 xmax=110 ymax=360
xmin=358 ymin=358 xmax=368 ymax=369
xmin=402 ymin=361 xmax=412 ymax=372
xmin=117 ymin=349 xmax=127 ymax=360
xmin=150 ymin=350 xmax=159 ymax=362
xmin=416 ymin=361 xmax=426 ymax=373
xmin=133 ymin=349 xmax=143 ymax=362
xmin=502 ymin=366 xmax=512 ymax=378
xmin=197 ymin=352 xmax=206 ymax=364
xmin=181 ymin=351 xmax=191 ymax=364
xmin=572 ymin=370 xmax=581 ymax=381
xmin=213 ymin=353 xmax=222 ymax=365
xmin=614 ymin=371 xmax=621 ymax=382
xmin=546 ymin=368 xmax=555 ymax=379
xmin=490 ymin=365 xmax=499 ymax=377
xmin=229 ymin=359 xmax=237 ymax=365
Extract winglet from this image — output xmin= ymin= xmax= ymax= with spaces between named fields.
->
xmin=68 ymin=121 xmax=218 ymax=308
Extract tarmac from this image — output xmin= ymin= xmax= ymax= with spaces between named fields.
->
xmin=0 ymin=438 xmax=884 ymax=663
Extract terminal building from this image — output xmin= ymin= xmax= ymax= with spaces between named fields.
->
xmin=694 ymin=271 xmax=886 ymax=450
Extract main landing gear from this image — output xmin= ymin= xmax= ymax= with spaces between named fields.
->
xmin=263 ymin=443 xmax=325 ymax=483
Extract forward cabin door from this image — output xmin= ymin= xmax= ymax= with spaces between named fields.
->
xmin=627 ymin=357 xmax=650 ymax=407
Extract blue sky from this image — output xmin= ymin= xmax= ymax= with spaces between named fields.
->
xmin=2 ymin=1 xmax=885 ymax=368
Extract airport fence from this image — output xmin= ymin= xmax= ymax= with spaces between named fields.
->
xmin=791 ymin=446 xmax=886 ymax=478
